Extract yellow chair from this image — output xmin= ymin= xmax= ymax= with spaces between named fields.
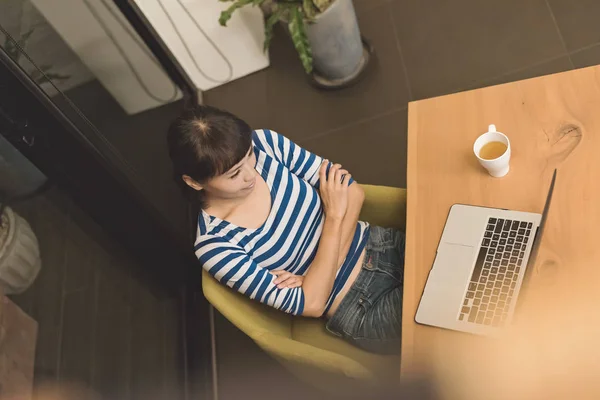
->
xmin=202 ymin=185 xmax=406 ymax=394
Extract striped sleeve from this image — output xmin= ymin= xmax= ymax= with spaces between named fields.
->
xmin=195 ymin=234 xmax=305 ymax=315
xmin=253 ymin=129 xmax=354 ymax=188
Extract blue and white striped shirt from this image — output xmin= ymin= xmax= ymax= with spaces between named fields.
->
xmin=194 ymin=129 xmax=370 ymax=316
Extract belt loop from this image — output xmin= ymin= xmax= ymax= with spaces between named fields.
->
xmin=364 ymin=251 xmax=374 ymax=270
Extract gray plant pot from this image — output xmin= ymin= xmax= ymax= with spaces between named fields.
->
xmin=305 ymin=0 xmax=363 ymax=80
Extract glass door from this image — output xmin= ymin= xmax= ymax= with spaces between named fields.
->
xmin=0 ymin=0 xmax=199 ymax=288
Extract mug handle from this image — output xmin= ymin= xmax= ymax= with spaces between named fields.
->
xmin=488 ymin=124 xmax=497 ymax=133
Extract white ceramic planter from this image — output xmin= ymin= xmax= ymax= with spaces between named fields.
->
xmin=0 ymin=208 xmax=41 ymax=294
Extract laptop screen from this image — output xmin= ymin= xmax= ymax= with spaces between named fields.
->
xmin=520 ymin=169 xmax=557 ymax=290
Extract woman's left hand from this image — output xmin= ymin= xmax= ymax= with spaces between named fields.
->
xmin=272 ymin=270 xmax=304 ymax=289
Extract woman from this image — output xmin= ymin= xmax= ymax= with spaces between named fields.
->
xmin=168 ymin=105 xmax=404 ymax=354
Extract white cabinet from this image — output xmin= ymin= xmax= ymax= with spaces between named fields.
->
xmin=134 ymin=0 xmax=269 ymax=91
xmin=31 ymin=0 xmax=269 ymax=114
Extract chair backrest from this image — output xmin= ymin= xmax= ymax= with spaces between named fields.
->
xmin=358 ymin=184 xmax=406 ymax=230
xmin=202 ymin=269 xmax=292 ymax=339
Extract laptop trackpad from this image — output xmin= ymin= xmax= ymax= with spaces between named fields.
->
xmin=431 ymin=243 xmax=476 ymax=287
xmin=416 ymin=243 xmax=477 ymax=327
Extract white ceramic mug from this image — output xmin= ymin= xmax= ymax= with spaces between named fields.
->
xmin=473 ymin=124 xmax=511 ymax=177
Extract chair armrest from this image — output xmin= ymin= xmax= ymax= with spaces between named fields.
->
xmin=359 ymin=184 xmax=407 ymax=231
xmin=202 ymin=269 xmax=292 ymax=338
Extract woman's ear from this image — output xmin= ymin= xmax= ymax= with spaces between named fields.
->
xmin=182 ymin=175 xmax=203 ymax=191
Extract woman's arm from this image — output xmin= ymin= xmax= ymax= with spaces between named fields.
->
xmin=252 ymin=130 xmax=356 ymax=188
xmin=274 ymin=182 xmax=363 ymax=313
xmin=337 ymin=180 xmax=365 ymax=266
xmin=301 ymin=162 xmax=350 ymax=317
xmin=196 ymin=236 xmax=307 ymax=315
xmin=301 ymin=217 xmax=344 ymax=317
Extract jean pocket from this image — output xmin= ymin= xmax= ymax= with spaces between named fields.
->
xmin=367 ymin=227 xmax=398 ymax=252
xmin=363 ymin=249 xmax=403 ymax=284
xmin=347 ymin=290 xmax=402 ymax=352
xmin=336 ymin=295 xmax=370 ymax=338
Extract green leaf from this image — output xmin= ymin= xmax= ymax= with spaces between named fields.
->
xmin=17 ymin=28 xmax=34 ymax=49
xmin=303 ymin=0 xmax=318 ymax=19
xmin=29 ymin=70 xmax=41 ymax=81
xmin=288 ymin=6 xmax=313 ymax=74
xmin=29 ymin=67 xmax=70 ymax=85
xmin=218 ymin=0 xmax=254 ymax=26
xmin=312 ymin=0 xmax=333 ymax=13
xmin=263 ymin=5 xmax=285 ymax=51
xmin=37 ymin=64 xmax=53 ymax=71
xmin=4 ymin=39 xmax=20 ymax=61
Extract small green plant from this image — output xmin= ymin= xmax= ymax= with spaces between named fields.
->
xmin=2 ymin=28 xmax=70 ymax=86
xmin=219 ymin=0 xmax=335 ymax=74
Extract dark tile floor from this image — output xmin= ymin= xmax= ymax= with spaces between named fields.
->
xmin=7 ymin=0 xmax=600 ymax=399
xmin=207 ymin=0 xmax=600 ymax=184
xmin=61 ymin=81 xmax=190 ymax=244
xmin=203 ymin=0 xmax=600 ymax=399
xmin=10 ymin=189 xmax=185 ymax=400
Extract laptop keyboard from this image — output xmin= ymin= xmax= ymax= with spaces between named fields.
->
xmin=459 ymin=217 xmax=533 ymax=327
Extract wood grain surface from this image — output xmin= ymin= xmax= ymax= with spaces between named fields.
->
xmin=402 ymin=65 xmax=600 ymax=393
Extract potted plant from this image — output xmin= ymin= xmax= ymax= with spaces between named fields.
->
xmin=2 ymin=28 xmax=70 ymax=86
xmin=0 ymin=205 xmax=40 ymax=294
xmin=219 ymin=0 xmax=368 ymax=87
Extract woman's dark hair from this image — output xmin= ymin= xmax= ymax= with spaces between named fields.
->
xmin=167 ymin=105 xmax=253 ymax=202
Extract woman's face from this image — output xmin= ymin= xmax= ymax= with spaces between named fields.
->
xmin=183 ymin=147 xmax=257 ymax=200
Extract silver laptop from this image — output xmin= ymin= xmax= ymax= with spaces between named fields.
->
xmin=416 ymin=170 xmax=557 ymax=335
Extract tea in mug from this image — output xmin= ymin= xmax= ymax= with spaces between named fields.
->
xmin=479 ymin=141 xmax=507 ymax=160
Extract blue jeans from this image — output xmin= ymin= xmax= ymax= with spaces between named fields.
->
xmin=326 ymin=226 xmax=405 ymax=355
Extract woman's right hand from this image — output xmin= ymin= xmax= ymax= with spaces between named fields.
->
xmin=319 ymin=160 xmax=350 ymax=220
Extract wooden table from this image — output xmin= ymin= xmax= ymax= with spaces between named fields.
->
xmin=401 ymin=65 xmax=600 ymax=398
